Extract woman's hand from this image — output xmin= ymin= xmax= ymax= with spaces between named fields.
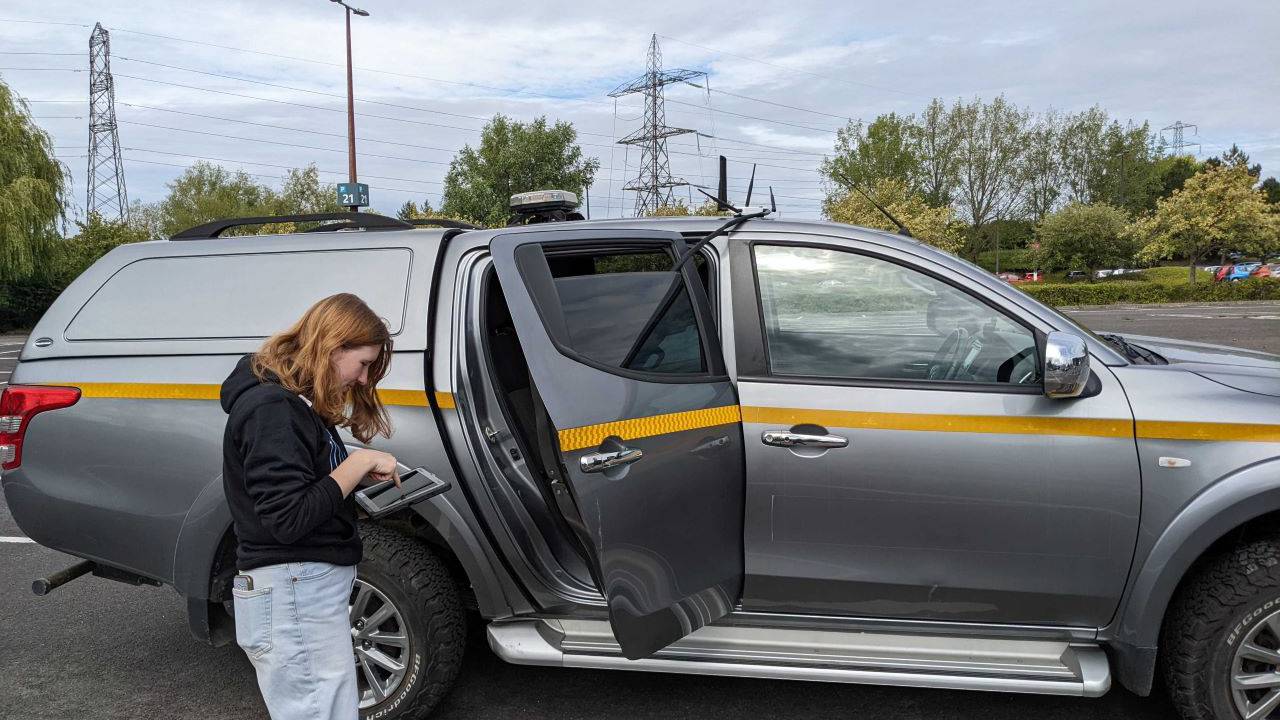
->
xmin=360 ymin=449 xmax=401 ymax=488
xmin=331 ymin=448 xmax=399 ymax=498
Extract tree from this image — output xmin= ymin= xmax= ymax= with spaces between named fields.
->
xmin=952 ymin=96 xmax=1029 ymax=229
xmin=1035 ymin=203 xmax=1133 ymax=280
xmin=273 ymin=165 xmax=341 ymax=215
xmin=822 ymin=113 xmax=923 ymax=194
xmin=916 ymin=98 xmax=962 ymax=207
xmin=440 ymin=115 xmax=598 ymax=228
xmin=39 ymin=212 xmax=147 ymax=286
xmin=1204 ymin=144 xmax=1262 ymax=179
xmin=1 ymin=79 xmax=67 ymax=282
xmin=1262 ymin=177 xmax=1280 ymax=205
xmin=1133 ymin=165 xmax=1272 ymax=283
xmin=1057 ymin=109 xmax=1161 ymax=213
xmin=647 ymin=200 xmax=727 ymax=217
xmin=1020 ymin=111 xmax=1063 ymax=222
xmin=1155 ymin=155 xmax=1202 ymax=198
xmin=148 ymin=161 xmax=277 ymax=238
xmin=825 ymin=178 xmax=965 ymax=255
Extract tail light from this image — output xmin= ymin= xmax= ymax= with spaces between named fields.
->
xmin=0 ymin=385 xmax=81 ymax=471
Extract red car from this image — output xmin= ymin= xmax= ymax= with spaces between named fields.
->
xmin=1215 ymin=265 xmax=1233 ymax=282
xmin=1252 ymin=264 xmax=1274 ymax=279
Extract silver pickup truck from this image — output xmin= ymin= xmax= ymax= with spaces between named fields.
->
xmin=3 ymin=195 xmax=1279 ymax=720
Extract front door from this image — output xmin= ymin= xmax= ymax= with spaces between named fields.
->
xmin=489 ymin=228 xmax=745 ymax=659
xmin=731 ymin=238 xmax=1140 ymax=627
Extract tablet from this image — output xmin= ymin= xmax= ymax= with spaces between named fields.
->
xmin=353 ymin=467 xmax=450 ymax=519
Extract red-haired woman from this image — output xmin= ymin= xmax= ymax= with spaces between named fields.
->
xmin=220 ymin=293 xmax=398 ymax=720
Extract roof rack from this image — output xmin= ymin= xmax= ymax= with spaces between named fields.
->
xmin=170 ymin=212 xmax=414 ymax=240
xmin=406 ymin=218 xmax=481 ymax=230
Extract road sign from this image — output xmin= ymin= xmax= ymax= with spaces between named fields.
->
xmin=337 ymin=182 xmax=370 ymax=207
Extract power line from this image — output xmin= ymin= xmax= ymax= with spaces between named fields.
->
xmin=658 ymin=34 xmax=926 ymax=99
xmin=121 ymin=146 xmax=443 ymax=186
xmin=122 ymin=156 xmax=439 ymax=198
xmin=665 ymin=96 xmax=840 ymax=133
xmin=119 ymin=103 xmax=458 ymax=154
xmin=118 ymin=120 xmax=453 ymax=167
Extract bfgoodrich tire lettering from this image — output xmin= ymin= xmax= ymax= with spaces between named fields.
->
xmin=357 ymin=524 xmax=465 ymax=720
xmin=1163 ymin=537 xmax=1280 ymax=720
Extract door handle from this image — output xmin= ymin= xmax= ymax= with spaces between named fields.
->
xmin=761 ymin=430 xmax=849 ymax=449
xmin=580 ymin=447 xmax=644 ymax=473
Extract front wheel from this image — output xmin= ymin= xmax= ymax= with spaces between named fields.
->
xmin=1163 ymin=537 xmax=1280 ymax=720
xmin=354 ymin=524 xmax=466 ymax=719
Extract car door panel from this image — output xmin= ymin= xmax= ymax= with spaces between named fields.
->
xmin=489 ymin=228 xmax=745 ymax=659
xmin=731 ymin=238 xmax=1141 ymax=626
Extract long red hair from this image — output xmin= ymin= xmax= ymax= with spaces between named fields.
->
xmin=252 ymin=293 xmax=393 ymax=443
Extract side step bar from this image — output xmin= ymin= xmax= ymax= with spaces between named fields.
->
xmin=488 ymin=618 xmax=1110 ymax=697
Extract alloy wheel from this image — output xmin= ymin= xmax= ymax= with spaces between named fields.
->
xmin=349 ymin=578 xmax=411 ymax=709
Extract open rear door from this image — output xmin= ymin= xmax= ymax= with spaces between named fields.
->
xmin=489 ymin=228 xmax=744 ymax=659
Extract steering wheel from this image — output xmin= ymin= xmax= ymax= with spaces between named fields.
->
xmin=997 ymin=346 xmax=1038 ymax=384
xmin=927 ymin=328 xmax=967 ymax=380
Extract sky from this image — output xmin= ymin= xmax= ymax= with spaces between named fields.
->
xmin=3 ymin=0 xmax=1278 ymax=224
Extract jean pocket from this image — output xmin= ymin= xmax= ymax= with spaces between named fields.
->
xmin=293 ymin=562 xmax=337 ymax=583
xmin=232 ymin=586 xmax=273 ymax=659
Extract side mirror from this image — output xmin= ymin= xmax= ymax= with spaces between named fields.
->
xmin=1044 ymin=331 xmax=1090 ymax=399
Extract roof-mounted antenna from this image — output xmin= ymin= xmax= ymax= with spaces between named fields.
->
xmin=699 ymin=154 xmax=740 ymax=213
xmin=769 ymin=186 xmax=776 ymax=213
xmin=717 ymin=155 xmax=728 ymax=208
xmin=831 ymin=169 xmax=914 ymax=238
xmin=745 ymin=164 xmax=756 ymax=207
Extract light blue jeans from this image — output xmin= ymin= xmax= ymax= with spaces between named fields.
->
xmin=233 ymin=561 xmax=360 ymax=720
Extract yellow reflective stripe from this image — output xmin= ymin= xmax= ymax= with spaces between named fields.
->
xmin=433 ymin=392 xmax=456 ymax=409
xmin=51 ymin=382 xmax=432 ymax=407
xmin=557 ymin=405 xmax=742 ymax=453
xmin=69 ymin=382 xmax=221 ymax=401
xmin=742 ymin=406 xmax=1132 ymax=439
xmin=1137 ymin=420 xmax=1280 ymax=443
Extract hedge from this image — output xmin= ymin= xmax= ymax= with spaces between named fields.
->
xmin=0 ymin=281 xmax=64 ymax=334
xmin=1022 ymin=278 xmax=1280 ymax=306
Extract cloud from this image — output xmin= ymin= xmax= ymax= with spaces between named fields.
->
xmin=4 ymin=0 xmax=1277 ymax=222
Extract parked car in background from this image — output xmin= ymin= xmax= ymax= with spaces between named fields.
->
xmin=1066 ymin=270 xmax=1088 ymax=282
xmin=1018 ymin=271 xmax=1043 ymax=283
xmin=995 ymin=271 xmax=1021 ymax=283
xmin=1251 ymin=264 xmax=1273 ymax=279
xmin=1095 ymin=269 xmax=1113 ymax=279
xmin=1272 ymin=266 xmax=1280 ymax=279
xmin=1228 ymin=263 xmax=1262 ymax=281
xmin=1215 ymin=265 xmax=1234 ymax=282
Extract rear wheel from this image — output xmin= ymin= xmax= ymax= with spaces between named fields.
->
xmin=1163 ymin=537 xmax=1280 ymax=720
xmin=355 ymin=524 xmax=465 ymax=719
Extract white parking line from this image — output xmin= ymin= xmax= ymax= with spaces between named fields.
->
xmin=0 ymin=536 xmax=34 ymax=544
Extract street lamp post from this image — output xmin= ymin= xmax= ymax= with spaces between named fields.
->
xmin=330 ymin=0 xmax=369 ymax=212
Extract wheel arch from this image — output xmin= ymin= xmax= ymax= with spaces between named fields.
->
xmin=1111 ymin=457 xmax=1280 ymax=695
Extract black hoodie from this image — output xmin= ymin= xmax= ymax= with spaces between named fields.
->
xmin=221 ymin=354 xmax=362 ymax=571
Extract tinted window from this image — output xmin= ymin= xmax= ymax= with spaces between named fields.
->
xmin=543 ymin=248 xmax=706 ymax=374
xmin=754 ymin=245 xmax=1039 ymax=385
xmin=67 ymin=249 xmax=411 ymax=341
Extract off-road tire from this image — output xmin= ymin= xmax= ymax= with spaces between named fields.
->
xmin=358 ymin=523 xmax=466 ymax=720
xmin=1162 ymin=537 xmax=1280 ymax=720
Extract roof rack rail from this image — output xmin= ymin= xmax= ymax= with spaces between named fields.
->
xmin=170 ymin=212 xmax=414 ymax=240
xmin=406 ymin=218 xmax=481 ymax=230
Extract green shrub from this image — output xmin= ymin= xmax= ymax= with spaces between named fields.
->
xmin=1022 ymin=278 xmax=1280 ymax=306
xmin=975 ymin=249 xmax=1040 ymax=272
xmin=0 ymin=280 xmax=63 ymax=333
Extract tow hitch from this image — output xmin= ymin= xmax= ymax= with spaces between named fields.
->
xmin=32 ymin=560 xmax=161 ymax=595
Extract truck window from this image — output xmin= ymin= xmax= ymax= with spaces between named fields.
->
xmin=66 ymin=248 xmax=412 ymax=341
xmin=537 ymin=247 xmax=708 ymax=375
xmin=753 ymin=244 xmax=1040 ymax=386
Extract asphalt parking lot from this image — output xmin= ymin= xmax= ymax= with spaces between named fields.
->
xmin=3 ymin=303 xmax=1277 ymax=720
